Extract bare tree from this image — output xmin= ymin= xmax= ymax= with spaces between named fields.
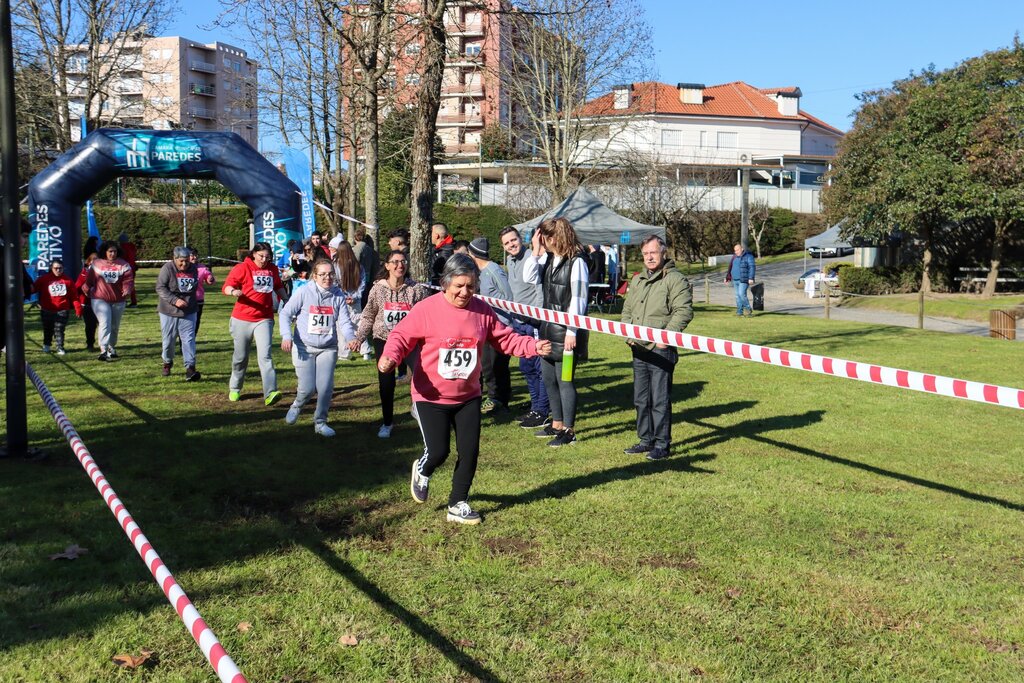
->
xmin=13 ymin=0 xmax=172 ymax=152
xmin=748 ymin=199 xmax=772 ymax=260
xmin=499 ymin=0 xmax=652 ymax=203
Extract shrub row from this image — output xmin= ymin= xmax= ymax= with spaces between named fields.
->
xmin=838 ymin=263 xmax=922 ymax=295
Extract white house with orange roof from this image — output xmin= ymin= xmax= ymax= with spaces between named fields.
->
xmin=574 ymin=81 xmax=844 ymax=189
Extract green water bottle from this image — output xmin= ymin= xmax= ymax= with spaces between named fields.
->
xmin=561 ymin=348 xmax=574 ymax=382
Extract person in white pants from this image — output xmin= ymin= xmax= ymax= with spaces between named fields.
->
xmin=278 ymin=260 xmax=357 ymax=436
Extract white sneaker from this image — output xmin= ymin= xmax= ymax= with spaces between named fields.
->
xmin=55 ymin=347 xmax=66 ymax=356
xmin=314 ymin=423 xmax=336 ymax=437
xmin=285 ymin=405 xmax=300 ymax=425
xmin=362 ymin=352 xmax=372 ymax=361
xmin=42 ymin=345 xmax=51 ymax=353
xmin=377 ymin=424 xmax=393 ymax=438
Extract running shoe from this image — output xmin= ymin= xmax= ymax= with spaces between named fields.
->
xmin=162 ymin=362 xmax=172 ymax=377
xmin=228 ymin=391 xmax=241 ymax=402
xmin=285 ymin=406 xmax=300 ymax=425
xmin=106 ymin=347 xmax=118 ymax=359
xmin=185 ymin=366 xmax=201 ymax=382
xmin=410 ymin=458 xmax=429 ymax=503
xmin=314 ymin=423 xmax=336 ymax=437
xmin=55 ymin=347 xmax=66 ymax=356
xmin=377 ymin=424 xmax=393 ymax=438
xmin=446 ymin=501 xmax=481 ymax=525
xmin=646 ymin=447 xmax=671 ymax=461
xmin=547 ymin=429 xmax=577 ymax=448
xmin=265 ymin=390 xmax=282 ymax=406
xmin=623 ymin=442 xmax=653 ymax=454
xmin=534 ymin=425 xmax=559 ymax=438
xmin=519 ymin=411 xmax=551 ymax=429
xmin=481 ymin=397 xmax=498 ymax=414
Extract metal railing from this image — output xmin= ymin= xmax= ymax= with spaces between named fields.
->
xmin=190 ymin=60 xmax=216 ymax=73
xmin=189 ymin=82 xmax=216 ymax=96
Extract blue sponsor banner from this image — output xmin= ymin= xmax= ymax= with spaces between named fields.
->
xmin=281 ymin=147 xmax=316 ymax=238
xmin=80 ymin=119 xmax=100 ymax=239
xmin=107 ymin=131 xmax=212 ymax=177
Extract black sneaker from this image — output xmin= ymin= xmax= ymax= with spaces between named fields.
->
xmin=97 ymin=351 xmax=110 ymax=362
xmin=185 ymin=366 xmax=201 ymax=382
xmin=410 ymin=458 xmax=429 ymax=503
xmin=106 ymin=347 xmax=118 ymax=359
xmin=646 ymin=447 xmax=671 ymax=461
xmin=623 ymin=442 xmax=653 ymax=454
xmin=519 ymin=411 xmax=551 ymax=429
xmin=515 ymin=411 xmax=532 ymax=422
xmin=534 ymin=425 xmax=559 ymax=438
xmin=162 ymin=362 xmax=172 ymax=376
xmin=446 ymin=501 xmax=481 ymax=525
xmin=547 ymin=429 xmax=577 ymax=447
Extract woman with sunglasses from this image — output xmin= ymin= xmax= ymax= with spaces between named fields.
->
xmin=349 ymin=249 xmax=430 ymax=438
xmin=278 ymin=260 xmax=356 ymax=437
xmin=33 ymin=259 xmax=76 ymax=355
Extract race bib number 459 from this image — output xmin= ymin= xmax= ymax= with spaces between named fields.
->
xmin=383 ymin=301 xmax=412 ymax=330
xmin=437 ymin=337 xmax=478 ymax=380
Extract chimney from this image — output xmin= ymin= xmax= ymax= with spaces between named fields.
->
xmin=773 ymin=88 xmax=802 ymax=116
xmin=677 ymin=83 xmax=705 ymax=105
xmin=612 ymin=84 xmax=631 ymax=109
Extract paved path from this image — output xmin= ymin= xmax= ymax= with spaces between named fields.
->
xmin=695 ymin=256 xmax=1018 ymax=340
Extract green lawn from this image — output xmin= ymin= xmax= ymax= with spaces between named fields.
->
xmin=2 ymin=269 xmax=1023 ymax=681
xmin=841 ymin=292 xmax=1024 ymax=322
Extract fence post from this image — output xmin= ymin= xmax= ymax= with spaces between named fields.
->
xmin=824 ymin=283 xmax=831 ymax=320
xmin=704 ymin=276 xmax=710 ymax=304
xmin=918 ymin=290 xmax=924 ymax=329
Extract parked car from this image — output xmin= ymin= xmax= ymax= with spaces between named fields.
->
xmin=807 ymin=246 xmax=854 ymax=257
xmin=795 ymin=267 xmax=840 ymax=289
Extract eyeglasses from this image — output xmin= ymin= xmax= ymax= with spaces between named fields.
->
xmin=313 ymin=271 xmax=334 ymax=279
xmin=388 ymin=260 xmax=408 ymax=266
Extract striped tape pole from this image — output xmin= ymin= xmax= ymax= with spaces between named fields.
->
xmin=26 ymin=364 xmax=248 ymax=683
xmin=474 ymin=294 xmax=1024 ymax=411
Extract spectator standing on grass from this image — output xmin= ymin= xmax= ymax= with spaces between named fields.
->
xmin=388 ymin=229 xmax=409 ymax=254
xmin=222 ymin=242 xmax=288 ymax=405
xmin=309 ymin=231 xmax=331 ymax=260
xmin=156 ymin=246 xmax=202 ymax=382
xmin=75 ymin=253 xmax=99 ymax=352
xmin=430 ymin=222 xmax=456 ymax=286
xmin=602 ymin=244 xmax=619 ymax=291
xmin=353 ymin=228 xmax=379 ymax=309
xmin=523 ymin=217 xmax=590 ymax=448
xmin=500 ymin=226 xmax=550 ymax=429
xmin=333 ymin=241 xmax=372 ymax=360
xmin=118 ymin=232 xmax=139 ymax=307
xmin=725 ymin=243 xmax=756 ymax=317
xmin=380 ymin=254 xmax=550 ymax=525
xmin=279 ymin=260 xmax=357 ymax=437
xmin=588 ymin=244 xmax=606 ymax=285
xmin=189 ymin=248 xmax=215 ymax=336
xmin=350 ymin=249 xmax=431 ymax=438
xmin=620 ymin=235 xmax=693 ymax=461
xmin=84 ymin=241 xmax=134 ymax=361
xmin=32 ymin=259 xmax=76 ymax=355
xmin=469 ymin=237 xmax=514 ymax=415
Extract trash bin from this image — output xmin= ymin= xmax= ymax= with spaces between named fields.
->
xmin=990 ymin=310 xmax=1016 ymax=340
xmin=751 ymin=282 xmax=765 ymax=311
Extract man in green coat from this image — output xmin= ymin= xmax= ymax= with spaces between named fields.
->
xmin=620 ymin=235 xmax=693 ymax=460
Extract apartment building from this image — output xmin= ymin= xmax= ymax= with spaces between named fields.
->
xmin=66 ymin=34 xmax=258 ymax=147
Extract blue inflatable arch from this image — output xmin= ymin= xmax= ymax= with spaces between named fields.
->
xmin=27 ymin=129 xmax=302 ymax=275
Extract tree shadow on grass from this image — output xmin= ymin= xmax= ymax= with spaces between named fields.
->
xmin=686 ymin=414 xmax=1024 ymax=512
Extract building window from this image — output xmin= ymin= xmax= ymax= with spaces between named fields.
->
xmin=661 ymin=129 xmax=682 ymax=148
xmin=717 ymin=132 xmax=738 ymax=149
xmin=465 ymin=44 xmax=481 ymax=56
xmin=699 ymin=131 xmax=708 ymax=148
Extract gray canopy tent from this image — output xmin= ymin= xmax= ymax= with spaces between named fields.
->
xmin=513 ymin=186 xmax=665 ymax=245
xmin=803 ymin=220 xmax=852 ymax=270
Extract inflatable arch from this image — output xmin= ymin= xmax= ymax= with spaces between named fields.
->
xmin=27 ymin=129 xmax=302 ymax=275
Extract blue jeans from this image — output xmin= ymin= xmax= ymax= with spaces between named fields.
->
xmin=733 ymin=282 xmax=751 ymax=315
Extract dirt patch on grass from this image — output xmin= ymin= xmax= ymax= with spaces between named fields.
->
xmin=482 ymin=537 xmax=539 ymax=564
xmin=299 ymin=497 xmax=406 ymax=548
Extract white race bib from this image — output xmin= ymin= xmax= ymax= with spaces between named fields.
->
xmin=437 ymin=337 xmax=478 ymax=380
xmin=176 ymin=275 xmax=196 ymax=292
xmin=253 ymin=271 xmax=274 ymax=294
xmin=48 ymin=282 xmax=67 ymax=297
xmin=383 ymin=301 xmax=412 ymax=330
xmin=307 ymin=305 xmax=335 ymax=335
xmin=100 ymin=268 xmax=120 ymax=284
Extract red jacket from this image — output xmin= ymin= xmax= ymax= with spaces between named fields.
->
xmin=224 ymin=257 xmax=284 ymax=322
xmin=120 ymin=242 xmax=138 ymax=269
xmin=33 ymin=272 xmax=77 ymax=313
xmin=84 ymin=258 xmax=134 ymax=303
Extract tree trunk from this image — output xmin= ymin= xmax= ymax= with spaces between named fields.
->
xmin=362 ymin=85 xmax=379 ymax=239
xmin=408 ymin=0 xmax=447 ymax=283
xmin=982 ymin=218 xmax=1009 ymax=298
xmin=920 ymin=225 xmax=933 ymax=294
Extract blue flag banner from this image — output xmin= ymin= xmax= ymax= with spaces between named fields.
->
xmin=281 ymin=147 xmax=316 ymax=239
xmin=80 ymin=118 xmax=100 ymax=239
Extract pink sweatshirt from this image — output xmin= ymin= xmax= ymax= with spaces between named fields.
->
xmin=382 ymin=294 xmax=539 ymax=405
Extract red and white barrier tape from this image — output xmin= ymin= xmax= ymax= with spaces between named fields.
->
xmin=474 ymin=294 xmax=1024 ymax=411
xmin=26 ymin=364 xmax=248 ymax=683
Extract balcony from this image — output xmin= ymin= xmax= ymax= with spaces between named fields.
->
xmin=446 ymin=143 xmax=481 ymax=155
xmin=190 ymin=60 xmax=216 ymax=74
xmin=436 ymin=113 xmax=483 ymax=127
xmin=445 ymin=51 xmax=484 ymax=67
xmin=441 ymin=83 xmax=485 ymax=97
xmin=119 ymin=104 xmax=145 ymax=117
xmin=189 ymin=106 xmax=215 ymax=119
xmin=66 ymin=58 xmax=88 ymax=73
xmin=189 ymin=82 xmax=216 ymax=96
xmin=447 ymin=21 xmax=483 ymax=37
xmin=114 ymin=78 xmax=144 ymax=94
xmin=113 ymin=56 xmax=143 ymax=72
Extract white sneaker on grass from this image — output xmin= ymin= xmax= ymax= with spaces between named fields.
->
xmin=285 ymin=405 xmax=300 ymax=425
xmin=314 ymin=423 xmax=336 ymax=437
xmin=446 ymin=501 xmax=481 ymax=525
xmin=377 ymin=424 xmax=393 ymax=438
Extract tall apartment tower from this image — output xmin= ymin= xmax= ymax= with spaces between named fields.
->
xmin=66 ymin=34 xmax=258 ymax=147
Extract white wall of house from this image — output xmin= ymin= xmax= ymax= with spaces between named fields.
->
xmin=801 ymin=126 xmax=840 ymax=156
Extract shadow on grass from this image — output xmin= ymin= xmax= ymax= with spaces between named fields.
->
xmin=52 ymin=354 xmax=160 ymax=425
xmin=687 ymin=415 xmax=1024 ymax=512
xmin=474 ymin=452 xmax=717 ymax=514
xmin=302 ymin=537 xmax=506 ymax=683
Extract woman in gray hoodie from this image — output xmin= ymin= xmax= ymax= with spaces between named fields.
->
xmin=155 ymin=246 xmax=200 ymax=380
xmin=278 ymin=259 xmax=357 ymax=437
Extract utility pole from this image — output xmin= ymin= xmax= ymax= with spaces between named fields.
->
xmin=740 ymin=166 xmax=750 ymax=251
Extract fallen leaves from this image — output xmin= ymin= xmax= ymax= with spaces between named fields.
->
xmin=456 ymin=638 xmax=476 ymax=648
xmin=339 ymin=634 xmax=359 ymax=646
xmin=111 ymin=648 xmax=157 ymax=669
xmin=724 ymin=588 xmax=743 ymax=600
xmin=237 ymin=621 xmax=252 ymax=633
xmin=49 ymin=544 xmax=88 ymax=560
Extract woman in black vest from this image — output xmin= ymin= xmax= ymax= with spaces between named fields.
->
xmin=525 ymin=217 xmax=589 ymax=447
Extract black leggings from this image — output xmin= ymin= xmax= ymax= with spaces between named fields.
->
xmin=82 ymin=303 xmax=98 ymax=349
xmin=416 ymin=397 xmax=482 ymax=506
xmin=372 ymin=338 xmax=397 ymax=426
xmin=41 ymin=309 xmax=69 ymax=348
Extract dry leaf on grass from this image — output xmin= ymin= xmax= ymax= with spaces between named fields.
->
xmin=49 ymin=544 xmax=88 ymax=560
xmin=456 ymin=639 xmax=476 ymax=648
xmin=724 ymin=588 xmax=742 ymax=599
xmin=237 ymin=621 xmax=252 ymax=633
xmin=339 ymin=634 xmax=359 ymax=646
xmin=690 ymin=666 xmax=706 ymax=676
xmin=111 ymin=648 xmax=157 ymax=669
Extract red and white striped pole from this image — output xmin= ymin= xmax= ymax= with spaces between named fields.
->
xmin=27 ymin=364 xmax=248 ymax=683
xmin=475 ymin=294 xmax=1024 ymax=411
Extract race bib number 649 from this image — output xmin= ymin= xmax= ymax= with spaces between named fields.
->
xmin=437 ymin=337 xmax=478 ymax=380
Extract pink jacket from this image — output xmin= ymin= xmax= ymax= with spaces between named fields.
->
xmin=382 ymin=294 xmax=538 ymax=405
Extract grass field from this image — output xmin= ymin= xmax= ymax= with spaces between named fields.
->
xmin=841 ymin=292 xmax=1024 ymax=323
xmin=2 ymin=268 xmax=1023 ymax=682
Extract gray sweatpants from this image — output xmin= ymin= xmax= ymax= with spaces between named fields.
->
xmin=91 ymin=299 xmax=126 ymax=352
xmin=229 ymin=317 xmax=276 ymax=397
xmin=290 ymin=340 xmax=338 ymax=425
xmin=160 ymin=312 xmax=197 ymax=367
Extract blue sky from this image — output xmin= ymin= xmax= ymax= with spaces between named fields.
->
xmin=170 ymin=0 xmax=1023 ymax=136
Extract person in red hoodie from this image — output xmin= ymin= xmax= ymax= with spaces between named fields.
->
xmin=84 ymin=241 xmax=134 ymax=361
xmin=33 ymin=259 xmax=76 ymax=355
xmin=222 ymin=242 xmax=289 ymax=405
xmin=74 ymin=252 xmax=99 ymax=352
xmin=380 ymin=253 xmax=551 ymax=525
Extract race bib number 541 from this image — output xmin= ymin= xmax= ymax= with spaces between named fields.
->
xmin=437 ymin=337 xmax=478 ymax=380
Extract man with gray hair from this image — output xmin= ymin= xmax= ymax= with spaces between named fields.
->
xmin=620 ymin=235 xmax=693 ymax=460
xmin=155 ymin=246 xmax=202 ymax=381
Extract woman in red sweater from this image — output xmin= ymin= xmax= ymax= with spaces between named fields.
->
xmin=33 ymin=259 xmax=77 ymax=355
xmin=380 ymin=253 xmax=551 ymax=525
xmin=83 ymin=241 xmax=134 ymax=361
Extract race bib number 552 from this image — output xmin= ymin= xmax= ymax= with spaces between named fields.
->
xmin=437 ymin=337 xmax=478 ymax=380
xmin=253 ymin=272 xmax=274 ymax=293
